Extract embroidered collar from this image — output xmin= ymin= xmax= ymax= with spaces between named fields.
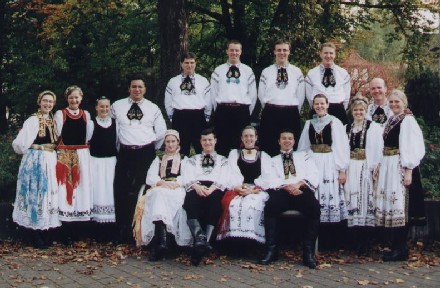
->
xmin=311 ymin=114 xmax=333 ymax=133
xmin=128 ymin=97 xmax=145 ymax=105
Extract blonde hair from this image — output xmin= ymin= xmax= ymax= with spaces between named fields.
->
xmin=321 ymin=42 xmax=336 ymax=51
xmin=388 ymin=89 xmax=408 ymax=108
xmin=64 ymin=85 xmax=83 ymax=99
xmin=37 ymin=90 xmax=56 ymax=105
xmin=350 ymin=95 xmax=369 ymax=111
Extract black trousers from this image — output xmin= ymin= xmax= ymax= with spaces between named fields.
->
xmin=183 ymin=181 xmax=224 ymax=226
xmin=113 ymin=143 xmax=156 ymax=230
xmin=213 ymin=104 xmax=250 ymax=156
xmin=265 ymin=188 xmax=320 ymax=221
xmin=259 ymin=105 xmax=301 ymax=156
xmin=172 ymin=109 xmax=207 ymax=156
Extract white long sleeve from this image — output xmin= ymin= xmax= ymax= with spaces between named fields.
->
xmin=12 ymin=116 xmax=39 ymax=155
xmin=365 ymin=122 xmax=383 ymax=170
xmin=399 ymin=116 xmax=425 ymax=169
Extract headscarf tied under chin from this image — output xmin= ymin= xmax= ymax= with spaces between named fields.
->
xmin=159 ymin=129 xmax=181 ymax=179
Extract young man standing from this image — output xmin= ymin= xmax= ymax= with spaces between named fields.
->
xmin=305 ymin=42 xmax=351 ymax=124
xmin=182 ymin=129 xmax=229 ymax=266
xmin=111 ymin=73 xmax=167 ymax=244
xmin=210 ymin=40 xmax=257 ymax=156
xmin=165 ymin=52 xmax=211 ymax=156
xmin=259 ymin=129 xmax=320 ymax=269
xmin=258 ymin=40 xmax=305 ymax=156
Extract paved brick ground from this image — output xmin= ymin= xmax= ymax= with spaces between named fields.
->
xmin=1 ymin=240 xmax=439 ymax=288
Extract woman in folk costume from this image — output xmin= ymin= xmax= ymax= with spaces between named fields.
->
xmin=344 ymin=96 xmax=383 ymax=256
xmin=54 ymin=86 xmax=93 ymax=223
xmin=217 ymin=126 xmax=272 ymax=244
xmin=375 ymin=90 xmax=425 ymax=261
xmin=298 ymin=94 xmax=350 ymax=223
xmin=89 ymin=97 xmax=117 ymax=224
xmin=138 ymin=130 xmax=191 ymax=261
xmin=12 ymin=91 xmax=61 ymax=248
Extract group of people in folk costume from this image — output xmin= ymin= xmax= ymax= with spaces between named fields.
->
xmin=12 ymin=39 xmax=425 ymax=269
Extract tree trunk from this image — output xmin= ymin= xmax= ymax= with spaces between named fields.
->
xmin=156 ymin=0 xmax=188 ymax=107
xmin=0 ymin=0 xmax=8 ymax=134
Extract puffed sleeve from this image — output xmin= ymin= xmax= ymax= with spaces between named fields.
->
xmin=331 ymin=117 xmax=350 ymax=171
xmin=297 ymin=120 xmax=312 ymax=152
xmin=145 ymin=156 xmax=161 ymax=186
xmin=301 ymin=151 xmax=319 ymax=189
xmin=399 ymin=116 xmax=425 ymax=169
xmin=248 ymin=70 xmax=257 ymax=114
xmin=296 ymin=72 xmax=306 ymax=112
xmin=84 ymin=110 xmax=93 ymax=142
xmin=181 ymin=155 xmax=198 ymax=191
xmin=210 ymin=69 xmax=219 ymax=111
xmin=257 ymin=70 xmax=268 ymax=108
xmin=12 ymin=116 xmax=39 ymax=155
xmin=227 ymin=149 xmax=244 ymax=189
xmin=164 ymin=79 xmax=174 ymax=121
xmin=212 ymin=156 xmax=230 ymax=191
xmin=365 ymin=122 xmax=383 ymax=170
xmin=153 ymin=108 xmax=167 ymax=150
xmin=201 ymin=77 xmax=212 ymax=122
xmin=175 ymin=156 xmax=187 ymax=187
xmin=54 ymin=110 xmax=64 ymax=136
xmin=304 ymin=73 xmax=314 ymax=107
xmin=254 ymin=151 xmax=279 ymax=190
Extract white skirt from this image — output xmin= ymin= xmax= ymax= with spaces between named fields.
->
xmin=140 ymin=186 xmax=192 ymax=246
xmin=13 ymin=149 xmax=61 ymax=230
xmin=375 ymin=155 xmax=406 ymax=227
xmin=344 ymin=159 xmax=375 ymax=227
xmin=90 ymin=156 xmax=116 ymax=223
xmin=217 ymin=191 xmax=269 ymax=243
xmin=58 ymin=148 xmax=93 ymax=222
xmin=312 ymin=152 xmax=348 ymax=223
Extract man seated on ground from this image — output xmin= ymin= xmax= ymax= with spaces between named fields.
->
xmin=182 ymin=128 xmax=229 ymax=266
xmin=259 ymin=129 xmax=321 ymax=269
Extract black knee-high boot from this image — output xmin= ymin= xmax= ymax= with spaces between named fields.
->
xmin=383 ymin=225 xmax=409 ymax=261
xmin=259 ymin=217 xmax=278 ymax=265
xmin=187 ymin=219 xmax=207 ymax=266
xmin=148 ymin=222 xmax=168 ymax=261
xmin=303 ymin=218 xmax=319 ymax=269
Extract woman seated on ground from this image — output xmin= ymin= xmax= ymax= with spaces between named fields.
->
xmin=137 ymin=129 xmax=192 ymax=261
xmin=217 ymin=126 xmax=272 ymax=244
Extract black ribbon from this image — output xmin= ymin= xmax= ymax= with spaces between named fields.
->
xmin=276 ymin=67 xmax=288 ymax=88
xmin=180 ymin=75 xmax=195 ymax=94
xmin=226 ymin=65 xmax=241 ymax=83
xmin=202 ymin=154 xmax=215 ymax=167
xmin=322 ymin=68 xmax=336 ymax=88
xmin=372 ymin=106 xmax=387 ymax=124
xmin=282 ymin=152 xmax=296 ymax=178
xmin=127 ymin=102 xmax=144 ymax=121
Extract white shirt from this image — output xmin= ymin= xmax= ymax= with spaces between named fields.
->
xmin=182 ymin=153 xmax=229 ymax=191
xmin=258 ymin=64 xmax=306 ymax=110
xmin=366 ymin=103 xmax=393 ymax=126
xmin=392 ymin=116 xmax=425 ymax=169
xmin=164 ymin=73 xmax=211 ymax=121
xmin=210 ymin=62 xmax=257 ymax=114
xmin=298 ymin=117 xmax=350 ymax=172
xmin=111 ymin=97 xmax=166 ymax=149
xmin=305 ymin=64 xmax=351 ymax=109
xmin=54 ymin=109 xmax=93 ymax=143
xmin=226 ymin=149 xmax=274 ymax=190
xmin=261 ymin=150 xmax=319 ymax=191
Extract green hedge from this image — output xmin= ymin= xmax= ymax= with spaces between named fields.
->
xmin=0 ymin=131 xmax=21 ymax=202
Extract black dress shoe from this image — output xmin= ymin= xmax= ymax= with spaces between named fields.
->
xmin=383 ymin=249 xmax=409 ymax=262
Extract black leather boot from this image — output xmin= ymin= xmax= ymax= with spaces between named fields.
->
xmin=205 ymin=225 xmax=215 ymax=250
xmin=259 ymin=217 xmax=278 ymax=265
xmin=383 ymin=226 xmax=409 ymax=262
xmin=303 ymin=217 xmax=319 ymax=269
xmin=187 ymin=219 xmax=207 ymax=266
xmin=156 ymin=222 xmax=168 ymax=252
